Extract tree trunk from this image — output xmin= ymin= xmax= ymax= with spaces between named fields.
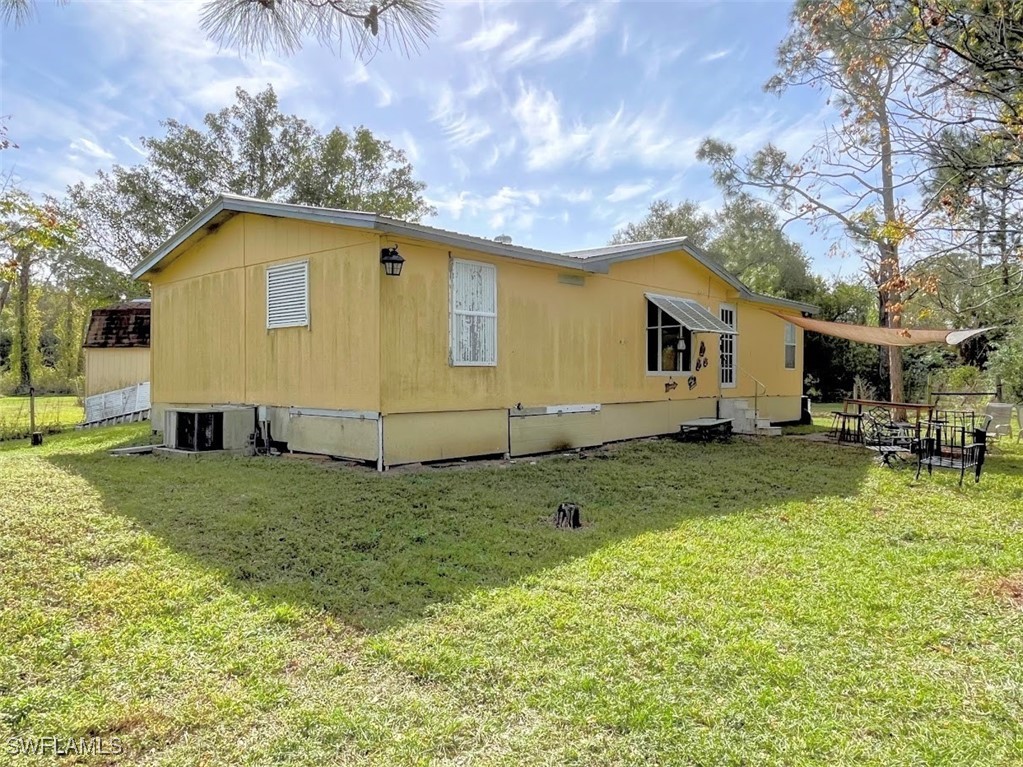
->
xmin=887 ymin=336 xmax=905 ymax=405
xmin=875 ymin=87 xmax=904 ymax=405
xmin=15 ymin=247 xmax=32 ymax=395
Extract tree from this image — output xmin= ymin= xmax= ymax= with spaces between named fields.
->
xmin=904 ymin=0 xmax=1023 ymax=174
xmin=69 ymin=85 xmax=433 ymax=270
xmin=989 ymin=323 xmax=1023 ymax=402
xmin=803 ymin=280 xmax=880 ymax=401
xmin=0 ymin=189 xmax=75 ymax=392
xmin=609 ymin=200 xmax=714 ymax=248
xmin=919 ymin=130 xmax=1023 ymax=322
xmin=698 ymin=1 xmax=939 ymax=403
xmin=710 ymin=194 xmax=820 ymax=301
xmin=609 ymin=195 xmax=819 ymax=301
xmin=1 ymin=0 xmax=439 ymax=59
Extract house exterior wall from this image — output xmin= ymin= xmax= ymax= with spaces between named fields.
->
xmin=375 ymin=239 xmax=802 ymax=462
xmin=378 ymin=240 xmax=802 ymax=409
xmin=83 ymin=347 xmax=151 ymax=397
xmin=149 ymin=214 xmax=381 ymax=411
xmin=148 ymin=213 xmax=804 ymax=465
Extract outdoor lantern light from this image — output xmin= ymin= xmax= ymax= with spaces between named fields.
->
xmin=677 ymin=337 xmax=687 ymax=351
xmin=380 ymin=245 xmax=405 ymax=277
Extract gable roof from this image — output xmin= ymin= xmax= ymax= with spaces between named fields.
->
xmin=132 ymin=194 xmax=816 ymax=314
xmin=83 ymin=299 xmax=151 ymax=349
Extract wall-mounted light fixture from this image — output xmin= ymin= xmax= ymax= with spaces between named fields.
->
xmin=380 ymin=245 xmax=405 ymax=277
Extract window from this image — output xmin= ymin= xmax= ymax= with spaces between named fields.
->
xmin=784 ymin=322 xmax=797 ymax=369
xmin=647 ymin=300 xmax=692 ymax=373
xmin=719 ymin=304 xmax=736 ymax=387
xmin=450 ymin=258 xmax=497 ymax=366
xmin=266 ymin=261 xmax=309 ymax=329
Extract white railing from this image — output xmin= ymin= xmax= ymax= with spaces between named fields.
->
xmin=83 ymin=382 xmax=151 ymax=426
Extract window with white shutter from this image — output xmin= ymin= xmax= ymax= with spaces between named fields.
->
xmin=266 ymin=261 xmax=309 ymax=329
xmin=450 ymin=258 xmax=497 ymax=366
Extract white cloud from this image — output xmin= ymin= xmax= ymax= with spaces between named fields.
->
xmin=606 ymin=182 xmax=653 ymax=203
xmin=509 ymin=84 xmax=589 ymax=169
xmin=509 ymin=81 xmax=701 ymax=172
xmin=500 ymin=35 xmax=541 ymax=68
xmin=119 ymin=135 xmax=147 ymax=157
xmin=496 ymin=6 xmax=611 ymax=69
xmin=643 ymin=43 xmax=689 ymax=80
xmin=535 ymin=7 xmax=603 ymax=62
xmin=460 ymin=19 xmax=519 ymax=52
xmin=430 ymin=85 xmax=492 ymax=146
xmin=69 ymin=137 xmax=115 ymax=161
xmin=399 ymin=131 xmax=421 ymax=163
xmin=700 ymin=48 xmax=733 ymax=63
xmin=561 ymin=188 xmax=593 ymax=203
xmin=426 ymin=185 xmax=544 ymax=234
xmin=344 ymin=62 xmax=394 ymax=108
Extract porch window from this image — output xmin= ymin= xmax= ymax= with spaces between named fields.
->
xmin=784 ymin=322 xmax=797 ymax=369
xmin=647 ymin=301 xmax=692 ymax=373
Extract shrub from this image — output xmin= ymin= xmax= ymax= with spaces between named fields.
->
xmin=989 ymin=327 xmax=1023 ymax=403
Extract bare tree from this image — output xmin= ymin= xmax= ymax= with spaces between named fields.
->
xmin=698 ymin=1 xmax=953 ymax=403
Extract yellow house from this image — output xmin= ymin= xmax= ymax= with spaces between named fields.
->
xmin=132 ymin=195 xmax=815 ymax=467
xmin=82 ymin=299 xmax=151 ymax=397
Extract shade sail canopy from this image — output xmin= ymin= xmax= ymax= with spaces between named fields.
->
xmin=646 ymin=293 xmax=736 ymax=334
xmin=780 ymin=313 xmax=993 ymax=347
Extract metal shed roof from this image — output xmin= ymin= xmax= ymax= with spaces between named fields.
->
xmin=83 ymin=301 xmax=151 ymax=349
xmin=132 ymin=194 xmax=816 ymax=314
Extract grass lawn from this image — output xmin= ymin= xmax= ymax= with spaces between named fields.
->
xmin=0 ymin=395 xmax=84 ymax=441
xmin=1 ymin=427 xmax=1022 ymax=765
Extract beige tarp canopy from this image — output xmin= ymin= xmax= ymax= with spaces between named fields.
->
xmin=779 ymin=314 xmax=993 ymax=347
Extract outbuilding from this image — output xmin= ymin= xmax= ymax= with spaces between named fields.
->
xmin=82 ymin=299 xmax=151 ymax=398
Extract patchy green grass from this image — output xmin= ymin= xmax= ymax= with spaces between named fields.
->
xmin=0 ymin=395 xmax=83 ymax=441
xmin=782 ymin=401 xmax=844 ymax=435
xmin=1 ymin=427 xmax=1022 ymax=765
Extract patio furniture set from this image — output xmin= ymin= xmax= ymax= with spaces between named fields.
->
xmin=828 ymin=399 xmax=1019 ymax=485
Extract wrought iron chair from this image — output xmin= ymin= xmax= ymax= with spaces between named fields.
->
xmin=862 ymin=406 xmax=915 ymax=467
xmin=915 ymin=416 xmax=991 ymax=486
xmin=985 ymin=403 xmax=1014 ymax=441
xmin=828 ymin=410 xmax=862 ymax=443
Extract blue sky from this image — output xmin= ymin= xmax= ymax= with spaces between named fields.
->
xmin=1 ymin=0 xmax=859 ymax=278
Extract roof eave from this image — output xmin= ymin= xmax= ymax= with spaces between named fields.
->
xmin=132 ymin=196 xmax=229 ymax=280
xmin=579 ymin=241 xmax=817 ymax=314
xmin=133 ymin=194 xmax=593 ymax=280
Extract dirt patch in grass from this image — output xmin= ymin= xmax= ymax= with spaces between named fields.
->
xmin=990 ymin=574 xmax=1023 ymax=608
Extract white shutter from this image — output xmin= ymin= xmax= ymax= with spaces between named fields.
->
xmin=266 ymin=261 xmax=309 ymax=329
xmin=450 ymin=259 xmax=497 ymax=366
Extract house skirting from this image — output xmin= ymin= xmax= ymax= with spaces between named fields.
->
xmin=153 ymin=395 xmax=801 ymax=468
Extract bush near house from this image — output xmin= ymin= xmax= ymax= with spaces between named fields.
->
xmin=1 ymin=427 xmax=1021 ymax=766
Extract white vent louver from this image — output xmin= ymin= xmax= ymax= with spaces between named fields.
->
xmin=266 ymin=261 xmax=309 ymax=329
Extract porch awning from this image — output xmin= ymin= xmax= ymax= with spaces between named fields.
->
xmin=779 ymin=313 xmax=994 ymax=347
xmin=646 ymin=293 xmax=736 ymax=334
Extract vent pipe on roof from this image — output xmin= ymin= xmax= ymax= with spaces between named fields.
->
xmin=494 ymin=234 xmax=513 ymax=244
